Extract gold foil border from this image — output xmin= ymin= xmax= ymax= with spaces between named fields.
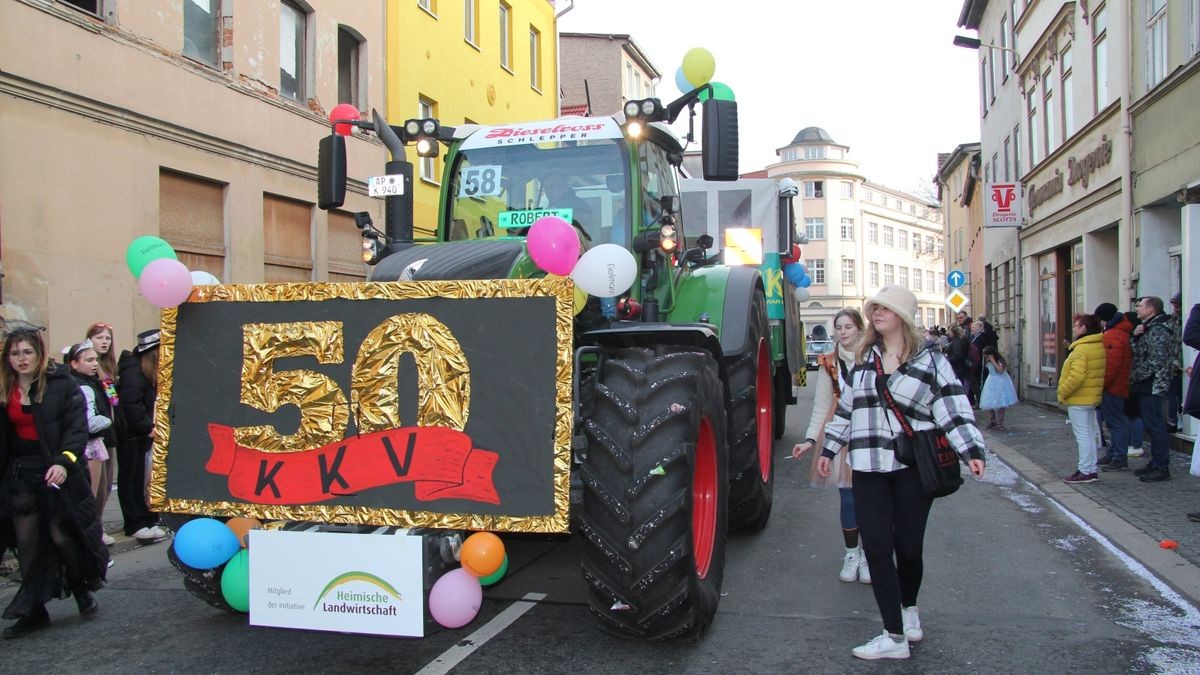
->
xmin=149 ymin=279 xmax=573 ymax=534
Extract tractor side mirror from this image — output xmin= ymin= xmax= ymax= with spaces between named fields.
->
xmin=701 ymin=99 xmax=739 ymax=181
xmin=318 ymin=134 xmax=347 ymax=210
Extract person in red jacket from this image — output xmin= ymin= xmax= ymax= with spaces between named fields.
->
xmin=1094 ymin=303 xmax=1135 ymax=471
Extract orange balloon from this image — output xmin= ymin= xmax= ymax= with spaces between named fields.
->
xmin=225 ymin=517 xmax=263 ymax=548
xmin=460 ymin=532 xmax=505 ymax=577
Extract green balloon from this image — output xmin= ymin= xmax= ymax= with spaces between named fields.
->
xmin=698 ymin=82 xmax=736 ymax=102
xmin=480 ymin=554 xmax=508 ymax=586
xmin=220 ymin=549 xmax=251 ymax=613
xmin=126 ymin=235 xmax=177 ymax=278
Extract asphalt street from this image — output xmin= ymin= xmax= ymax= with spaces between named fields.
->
xmin=1 ymin=380 xmax=1198 ymax=673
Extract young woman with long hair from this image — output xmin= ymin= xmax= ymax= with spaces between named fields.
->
xmin=0 ymin=324 xmax=107 ymax=638
xmin=65 ymin=341 xmax=116 ymax=526
xmin=84 ymin=323 xmax=120 ymax=545
xmin=819 ymin=286 xmax=986 ymax=661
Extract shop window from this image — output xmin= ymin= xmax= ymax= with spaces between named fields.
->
xmin=263 ymin=193 xmax=313 ymax=282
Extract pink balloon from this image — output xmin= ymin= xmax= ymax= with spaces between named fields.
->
xmin=428 ymin=568 xmax=483 ymax=629
xmin=139 ymin=258 xmax=193 ymax=308
xmin=526 ymin=216 xmax=580 ymax=276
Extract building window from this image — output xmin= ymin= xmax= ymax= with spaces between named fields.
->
xmin=883 ymin=225 xmax=894 ymax=247
xmin=1028 ymin=87 xmax=1041 ymax=166
xmin=840 ymin=218 xmax=855 ymax=240
xmin=841 ymin=181 xmax=854 ymax=199
xmin=1000 ymin=15 xmax=1011 ymax=76
xmin=1043 ymin=63 xmax=1056 ymax=154
xmin=804 ymin=180 xmax=824 ymax=198
xmin=327 ymin=210 xmax=368 ymax=281
xmin=1013 ymin=123 xmax=1022 ymax=176
xmin=159 ymin=169 xmax=226 ymax=279
xmin=804 ymin=146 xmax=826 ymax=159
xmin=1061 ymin=46 xmax=1074 ymax=138
xmin=898 ymin=267 xmax=909 ymax=289
xmin=926 ymin=307 xmax=937 ymax=328
xmin=1094 ymin=4 xmax=1109 ymax=110
xmin=1038 ymin=252 xmax=1058 ymax=382
xmin=980 ymin=56 xmax=989 ymax=115
xmin=337 ymin=26 xmax=363 ymax=108
xmin=418 ymin=0 xmax=436 ymax=14
xmin=529 ymin=26 xmax=541 ymax=90
xmin=280 ymin=0 xmax=308 ymax=102
xmin=1003 ymin=137 xmax=1012 ymax=181
xmin=864 ymin=190 xmax=873 ymax=203
xmin=805 ymin=217 xmax=825 ymax=240
xmin=1147 ymin=0 xmax=1168 ymax=89
xmin=926 ymin=270 xmax=936 ymax=292
xmin=883 ymin=264 xmax=895 ymax=286
xmin=807 ymin=259 xmax=826 ymax=284
xmin=1191 ymin=0 xmax=1200 ymax=57
xmin=781 ymin=148 xmax=796 ymax=161
xmin=464 ymin=0 xmax=478 ymax=45
xmin=868 ymin=221 xmax=878 ymax=244
xmin=499 ymin=2 xmax=511 ymax=69
xmin=898 ymin=229 xmax=908 ymax=250
xmin=869 ymin=262 xmax=880 ymax=287
xmin=59 ymin=0 xmax=100 ymax=15
xmin=842 ymin=259 xmax=856 ymax=285
xmin=912 ymin=232 xmax=922 ymax=253
xmin=419 ymin=96 xmax=438 ymax=181
xmin=183 ymin=0 xmax=220 ymax=66
xmin=987 ymin=45 xmax=997 ymax=102
xmin=263 ymin=193 xmax=314 ymax=282
xmin=913 ymin=268 xmax=923 ymax=292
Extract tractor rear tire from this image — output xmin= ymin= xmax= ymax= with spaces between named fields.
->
xmin=726 ymin=292 xmax=775 ymax=532
xmin=579 ymin=347 xmax=729 ymax=641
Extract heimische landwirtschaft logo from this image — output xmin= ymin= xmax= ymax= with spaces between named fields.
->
xmin=313 ymin=571 xmax=402 ymax=617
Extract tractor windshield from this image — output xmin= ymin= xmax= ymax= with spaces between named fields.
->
xmin=444 ymin=137 xmax=630 ymax=246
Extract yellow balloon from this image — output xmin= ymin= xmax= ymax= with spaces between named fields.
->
xmin=574 ymin=285 xmax=587 ymax=315
xmin=682 ymin=48 xmax=716 ymax=88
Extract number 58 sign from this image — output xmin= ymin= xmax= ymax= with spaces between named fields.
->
xmin=150 ymin=279 xmax=574 ymax=534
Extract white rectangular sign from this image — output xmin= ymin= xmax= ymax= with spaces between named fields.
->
xmin=368 ymin=175 xmax=405 ymax=197
xmin=985 ymin=182 xmax=1022 ymax=227
xmin=249 ymin=530 xmax=425 ymax=637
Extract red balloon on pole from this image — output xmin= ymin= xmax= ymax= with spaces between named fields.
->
xmin=329 ymin=103 xmax=360 ymax=136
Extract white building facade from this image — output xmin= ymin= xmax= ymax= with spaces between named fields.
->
xmin=766 ymin=128 xmax=946 ymax=337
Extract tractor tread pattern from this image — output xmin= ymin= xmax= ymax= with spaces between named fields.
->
xmin=726 ymin=292 xmax=776 ymax=532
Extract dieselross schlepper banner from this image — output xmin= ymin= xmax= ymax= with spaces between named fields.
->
xmin=148 ymin=278 xmax=574 ymax=533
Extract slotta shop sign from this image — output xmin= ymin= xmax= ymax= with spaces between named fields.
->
xmin=151 ymin=280 xmax=573 ymax=534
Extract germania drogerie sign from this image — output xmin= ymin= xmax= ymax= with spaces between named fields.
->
xmin=1027 ymin=135 xmax=1114 ymax=217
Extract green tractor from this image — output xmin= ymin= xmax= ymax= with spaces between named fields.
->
xmin=318 ymin=91 xmax=798 ymax=639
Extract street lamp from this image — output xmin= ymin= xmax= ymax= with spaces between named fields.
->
xmin=952 ymin=35 xmax=1020 ymax=63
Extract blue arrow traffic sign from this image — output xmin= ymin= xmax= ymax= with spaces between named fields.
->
xmin=947 ymin=270 xmax=965 ymax=289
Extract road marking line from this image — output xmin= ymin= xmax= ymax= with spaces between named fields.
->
xmin=416 ymin=592 xmax=547 ymax=675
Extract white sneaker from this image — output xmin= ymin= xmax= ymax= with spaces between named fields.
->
xmin=902 ymin=605 xmax=923 ymax=642
xmin=839 ymin=547 xmax=860 ymax=583
xmin=851 ymin=631 xmax=910 ymax=660
xmin=857 ymin=552 xmax=871 ymax=584
xmin=133 ymin=526 xmax=167 ymax=542
xmin=1127 ymin=445 xmax=1143 ymax=458
xmin=101 ymin=533 xmax=115 ymax=546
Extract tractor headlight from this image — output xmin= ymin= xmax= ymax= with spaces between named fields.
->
xmin=659 ymin=225 xmax=677 ymax=252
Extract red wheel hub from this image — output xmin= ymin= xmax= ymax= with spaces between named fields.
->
xmin=755 ymin=338 xmax=773 ymax=482
xmin=692 ymin=417 xmax=717 ymax=579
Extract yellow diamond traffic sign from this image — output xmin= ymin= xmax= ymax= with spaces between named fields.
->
xmin=945 ymin=289 xmax=969 ymax=312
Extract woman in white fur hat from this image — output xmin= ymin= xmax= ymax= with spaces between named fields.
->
xmin=818 ymin=285 xmax=986 ymax=661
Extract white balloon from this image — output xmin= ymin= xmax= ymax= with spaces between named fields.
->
xmin=190 ymin=270 xmax=221 ymax=286
xmin=570 ymin=244 xmax=637 ymax=298
xmin=793 ymin=287 xmax=810 ymax=302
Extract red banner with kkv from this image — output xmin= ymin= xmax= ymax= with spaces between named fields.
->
xmin=205 ymin=424 xmax=500 ymax=505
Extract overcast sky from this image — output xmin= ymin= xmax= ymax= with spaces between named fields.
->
xmin=558 ymin=0 xmax=982 ymax=196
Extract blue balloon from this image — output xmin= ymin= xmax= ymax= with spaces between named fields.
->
xmin=174 ymin=518 xmax=240 ymax=570
xmin=783 ymin=263 xmax=806 ymax=285
xmin=675 ymin=67 xmax=693 ymax=93
xmin=798 ymin=275 xmax=813 ymax=288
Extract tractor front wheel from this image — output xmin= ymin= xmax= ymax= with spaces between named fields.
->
xmin=579 ymin=347 xmax=729 ymax=641
xmin=726 ymin=291 xmax=775 ymax=532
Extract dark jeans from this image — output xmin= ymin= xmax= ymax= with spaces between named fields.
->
xmin=1167 ymin=373 xmax=1182 ymax=426
xmin=853 ymin=468 xmax=933 ymax=635
xmin=117 ymin=437 xmax=156 ymax=535
xmin=1100 ymin=393 xmax=1130 ymax=462
xmin=1138 ymin=394 xmax=1171 ymax=472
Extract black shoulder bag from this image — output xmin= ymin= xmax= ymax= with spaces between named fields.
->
xmin=872 ymin=354 xmax=963 ymax=498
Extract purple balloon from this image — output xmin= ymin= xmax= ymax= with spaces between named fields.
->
xmin=428 ymin=568 xmax=483 ymax=629
xmin=139 ymin=258 xmax=193 ymax=308
xmin=526 ymin=216 xmax=581 ymax=276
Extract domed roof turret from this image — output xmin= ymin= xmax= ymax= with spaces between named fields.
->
xmin=791 ymin=127 xmax=836 ymax=145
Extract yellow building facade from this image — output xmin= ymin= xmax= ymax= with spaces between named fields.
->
xmin=386 ymin=0 xmax=559 ymax=235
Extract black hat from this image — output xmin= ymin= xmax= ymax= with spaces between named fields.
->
xmin=133 ymin=329 xmax=160 ymax=355
xmin=1171 ymin=292 xmax=1182 ymax=306
xmin=1093 ymin=303 xmax=1118 ymax=322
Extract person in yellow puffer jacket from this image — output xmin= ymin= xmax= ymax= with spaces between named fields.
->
xmin=1058 ymin=314 xmax=1107 ymax=483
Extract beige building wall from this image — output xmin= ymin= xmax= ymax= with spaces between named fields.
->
xmin=0 ymin=0 xmax=386 ymax=353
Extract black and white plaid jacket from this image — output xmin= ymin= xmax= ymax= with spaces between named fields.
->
xmin=821 ymin=344 xmax=985 ymax=472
